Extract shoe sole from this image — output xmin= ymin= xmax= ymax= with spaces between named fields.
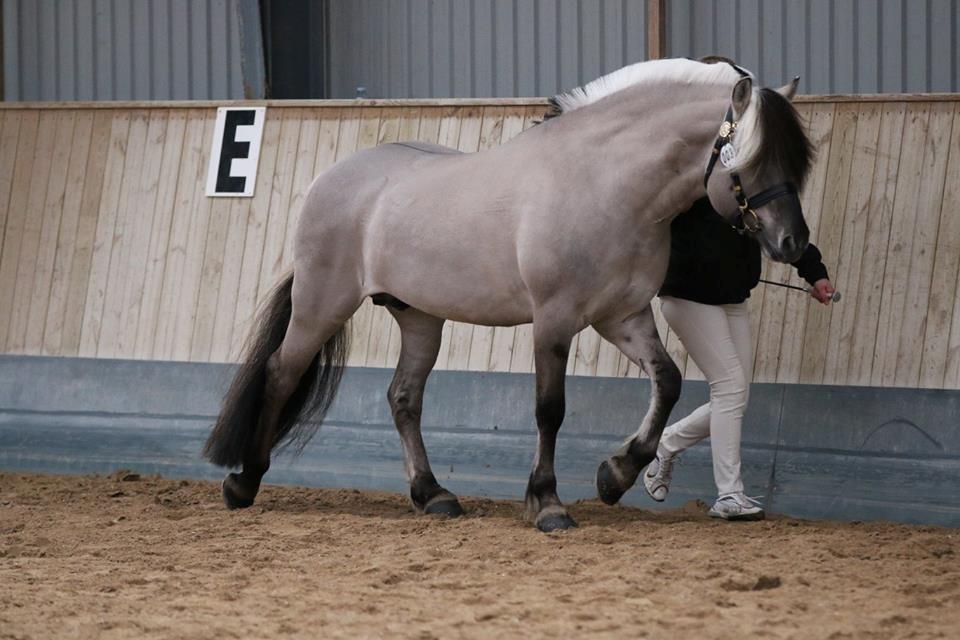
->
xmin=708 ymin=509 xmax=765 ymax=521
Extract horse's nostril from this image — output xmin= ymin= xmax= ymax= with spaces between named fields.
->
xmin=782 ymin=235 xmax=797 ymax=256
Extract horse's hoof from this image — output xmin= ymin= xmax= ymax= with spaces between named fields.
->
xmin=221 ymin=473 xmax=256 ymax=510
xmin=424 ymin=497 xmax=465 ymax=518
xmin=536 ymin=512 xmax=578 ymax=533
xmin=596 ymin=460 xmax=627 ymax=506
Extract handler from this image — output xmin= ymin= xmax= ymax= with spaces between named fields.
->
xmin=643 ymin=197 xmax=834 ymax=520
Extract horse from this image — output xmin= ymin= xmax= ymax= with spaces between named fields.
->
xmin=203 ymin=58 xmax=814 ymax=532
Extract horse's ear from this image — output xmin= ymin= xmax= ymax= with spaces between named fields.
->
xmin=732 ymin=77 xmax=752 ymax=117
xmin=777 ymin=76 xmax=800 ymax=101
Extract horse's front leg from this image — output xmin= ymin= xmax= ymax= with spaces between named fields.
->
xmin=593 ymin=305 xmax=682 ymax=505
xmin=525 ymin=315 xmax=578 ymax=532
xmin=387 ymin=307 xmax=464 ymax=517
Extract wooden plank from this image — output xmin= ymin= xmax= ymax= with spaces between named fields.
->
xmin=753 ymin=261 xmax=789 ymax=383
xmin=79 ymin=112 xmax=131 ymax=357
xmin=344 ymin=108 xmax=382 ymax=368
xmin=921 ymin=103 xmax=960 ymax=388
xmin=647 ymin=0 xmax=666 ymax=59
xmin=0 ymin=111 xmax=35 ymax=349
xmin=821 ymin=103 xmax=882 ymax=385
xmin=848 ymin=103 xmax=906 ymax=385
xmin=41 ymin=111 xmax=95 ymax=354
xmin=415 ymin=107 xmax=443 ymax=144
xmin=775 ymin=103 xmax=836 ymax=383
xmin=152 ymin=110 xmax=209 ymax=360
xmin=188 ymin=186 xmax=233 ymax=363
xmin=206 ymin=197 xmax=251 ymax=363
xmin=105 ymin=111 xmax=168 ymax=358
xmin=573 ymin=327 xmax=602 ymax=377
xmin=799 ymin=103 xmax=858 ymax=384
xmin=95 ymin=110 xmax=150 ymax=358
xmin=23 ymin=111 xmax=77 ymax=354
xmin=594 ymin=334 xmax=623 ymax=378
xmin=60 ymin=111 xmax=114 ymax=356
xmin=6 ymin=111 xmax=61 ymax=352
xmin=133 ymin=111 xmax=188 ymax=359
xmin=893 ymin=101 xmax=953 ymax=387
xmin=871 ymin=103 xmax=931 ymax=387
xmin=0 ymin=112 xmax=22 ymax=283
xmin=169 ymin=111 xmax=217 ymax=362
xmin=228 ymin=108 xmax=287 ymax=361
xmin=114 ymin=112 xmax=170 ymax=358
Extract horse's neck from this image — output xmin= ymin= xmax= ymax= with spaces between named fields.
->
xmin=547 ymin=85 xmax=730 ymax=224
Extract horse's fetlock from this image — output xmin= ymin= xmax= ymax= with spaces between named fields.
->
xmin=527 ymin=470 xmax=558 ymax=499
xmin=410 ymin=472 xmax=443 ymax=507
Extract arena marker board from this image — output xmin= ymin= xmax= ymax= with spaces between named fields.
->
xmin=205 ymin=107 xmax=266 ymax=197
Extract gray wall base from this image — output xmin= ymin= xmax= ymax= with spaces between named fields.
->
xmin=1 ymin=356 xmax=957 ymax=527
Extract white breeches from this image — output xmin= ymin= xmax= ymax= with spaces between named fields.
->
xmin=658 ymin=296 xmax=753 ymax=497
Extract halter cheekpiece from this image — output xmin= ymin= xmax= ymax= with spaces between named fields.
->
xmin=703 ymin=65 xmax=799 ymax=234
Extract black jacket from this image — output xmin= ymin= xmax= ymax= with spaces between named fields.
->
xmin=659 ymin=198 xmax=829 ymax=305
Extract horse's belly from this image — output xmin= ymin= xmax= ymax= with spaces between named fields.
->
xmin=364 ymin=207 xmax=531 ymax=326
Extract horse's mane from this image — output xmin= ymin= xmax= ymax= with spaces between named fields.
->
xmin=549 ymin=58 xmax=745 ymax=115
xmin=545 ymin=57 xmax=813 ymax=189
xmin=747 ymin=87 xmax=815 ymax=190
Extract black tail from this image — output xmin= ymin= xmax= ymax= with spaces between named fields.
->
xmin=202 ymin=273 xmax=351 ymax=468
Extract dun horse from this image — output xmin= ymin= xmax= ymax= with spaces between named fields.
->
xmin=204 ymin=58 xmax=814 ymax=531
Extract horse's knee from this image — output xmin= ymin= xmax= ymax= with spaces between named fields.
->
xmin=387 ymin=380 xmax=421 ymax=424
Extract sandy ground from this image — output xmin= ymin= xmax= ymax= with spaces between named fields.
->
xmin=1 ymin=472 xmax=958 ymax=640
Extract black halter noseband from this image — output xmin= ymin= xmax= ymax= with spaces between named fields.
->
xmin=703 ymin=69 xmax=799 ymax=234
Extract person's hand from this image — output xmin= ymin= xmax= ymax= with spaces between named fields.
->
xmin=811 ymin=278 xmax=835 ymax=304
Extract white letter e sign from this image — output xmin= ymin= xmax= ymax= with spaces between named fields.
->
xmin=206 ymin=107 xmax=266 ymax=197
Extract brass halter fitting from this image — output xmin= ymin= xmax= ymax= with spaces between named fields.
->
xmin=737 ymin=203 xmax=762 ymax=233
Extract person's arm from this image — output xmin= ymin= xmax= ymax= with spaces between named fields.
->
xmin=791 ymin=243 xmax=835 ymax=305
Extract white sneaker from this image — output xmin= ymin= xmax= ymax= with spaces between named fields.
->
xmin=642 ymin=452 xmax=677 ymax=502
xmin=708 ymin=493 xmax=765 ymax=521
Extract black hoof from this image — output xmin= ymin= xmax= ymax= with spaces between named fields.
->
xmin=221 ymin=473 xmax=256 ymax=510
xmin=596 ymin=460 xmax=627 ymax=506
xmin=424 ymin=498 xmax=465 ymax=518
xmin=536 ymin=512 xmax=578 ymax=533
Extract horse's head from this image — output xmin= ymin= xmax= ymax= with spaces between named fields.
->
xmin=704 ymin=75 xmax=814 ymax=263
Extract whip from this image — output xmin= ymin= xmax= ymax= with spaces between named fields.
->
xmin=759 ymin=279 xmax=841 ymax=302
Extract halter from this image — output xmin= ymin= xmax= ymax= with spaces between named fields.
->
xmin=703 ymin=68 xmax=799 ymax=234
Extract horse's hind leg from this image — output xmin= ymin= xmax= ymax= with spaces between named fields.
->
xmin=387 ymin=306 xmax=464 ymax=517
xmin=593 ymin=306 xmax=682 ymax=505
xmin=525 ymin=312 xmax=578 ymax=532
xmin=219 ymin=278 xmax=359 ymax=509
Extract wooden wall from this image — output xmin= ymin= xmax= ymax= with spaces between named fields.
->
xmin=1 ymin=97 xmax=959 ymax=390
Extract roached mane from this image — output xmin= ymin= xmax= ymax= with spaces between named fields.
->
xmin=544 ymin=57 xmax=814 ymax=189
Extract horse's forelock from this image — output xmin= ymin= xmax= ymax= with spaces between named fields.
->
xmin=737 ymin=88 xmax=814 ymax=190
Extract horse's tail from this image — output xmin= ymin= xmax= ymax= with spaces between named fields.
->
xmin=202 ymin=273 xmax=351 ymax=468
